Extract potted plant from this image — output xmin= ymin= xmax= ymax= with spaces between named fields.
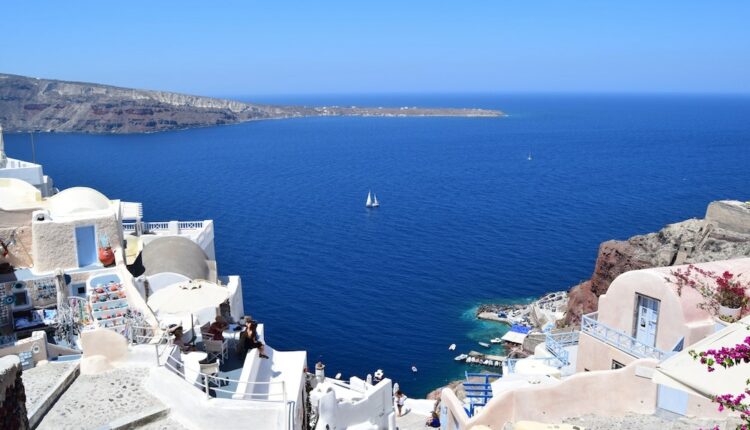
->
xmin=715 ymin=270 xmax=747 ymax=320
xmin=667 ymin=264 xmax=748 ymax=322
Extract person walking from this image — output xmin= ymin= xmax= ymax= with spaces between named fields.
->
xmin=395 ymin=390 xmax=407 ymax=417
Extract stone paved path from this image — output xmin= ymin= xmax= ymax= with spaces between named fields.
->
xmin=563 ymin=413 xmax=741 ymax=430
xmin=138 ymin=417 xmax=189 ymax=430
xmin=22 ymin=361 xmax=77 ymax=414
xmin=37 ymin=367 xmax=164 ymax=430
xmin=395 ymin=407 xmax=431 ymax=430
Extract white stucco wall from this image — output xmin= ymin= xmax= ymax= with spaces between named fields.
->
xmin=31 ymin=210 xmax=123 ymax=273
xmin=444 ymin=360 xmax=659 ymax=429
xmin=145 ymin=272 xmax=191 ymax=294
xmin=225 ymin=275 xmax=244 ymax=323
xmin=314 ymin=378 xmax=394 ymax=430
xmin=147 ymin=366 xmax=291 ymax=429
xmin=0 ymin=160 xmax=45 ymax=187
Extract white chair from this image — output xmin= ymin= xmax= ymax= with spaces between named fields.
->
xmin=199 ymin=322 xmax=212 ymax=340
xmin=200 ymin=359 xmax=226 ymax=387
xmin=205 ymin=338 xmax=228 ymax=362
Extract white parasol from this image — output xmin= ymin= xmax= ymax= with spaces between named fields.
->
xmin=147 ymin=280 xmax=229 ymax=328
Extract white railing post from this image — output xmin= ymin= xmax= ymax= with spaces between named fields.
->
xmin=204 ymin=374 xmax=211 ymax=399
xmin=282 ymin=381 xmax=288 ymax=430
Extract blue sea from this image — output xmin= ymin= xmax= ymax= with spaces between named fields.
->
xmin=5 ymin=94 xmax=750 ymax=396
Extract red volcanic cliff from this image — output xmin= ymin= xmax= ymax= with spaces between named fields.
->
xmin=563 ymin=201 xmax=750 ymax=326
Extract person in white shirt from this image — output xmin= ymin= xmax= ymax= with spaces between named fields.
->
xmin=395 ymin=390 xmax=407 ymax=417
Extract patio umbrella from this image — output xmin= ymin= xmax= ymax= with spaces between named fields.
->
xmin=147 ymin=279 xmax=229 ymax=328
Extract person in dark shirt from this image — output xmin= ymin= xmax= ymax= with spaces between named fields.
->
xmin=426 ymin=411 xmax=440 ymax=428
xmin=241 ymin=318 xmax=269 ymax=359
xmin=207 ymin=315 xmax=228 ymax=341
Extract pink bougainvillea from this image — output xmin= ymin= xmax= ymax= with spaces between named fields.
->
xmin=690 ymin=334 xmax=750 ymax=429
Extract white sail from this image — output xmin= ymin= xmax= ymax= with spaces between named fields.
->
xmin=372 ymin=194 xmax=379 ymax=207
xmin=366 ymin=191 xmax=373 ymax=207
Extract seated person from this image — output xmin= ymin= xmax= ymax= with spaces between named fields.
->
xmin=169 ymin=325 xmax=195 ymax=352
xmin=206 ymin=315 xmax=228 ymax=341
xmin=426 ymin=411 xmax=440 ymax=428
xmin=240 ymin=317 xmax=269 ymax=359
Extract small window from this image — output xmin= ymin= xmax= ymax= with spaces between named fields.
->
xmin=13 ymin=291 xmax=29 ymax=307
xmin=611 ymin=360 xmax=625 ymax=370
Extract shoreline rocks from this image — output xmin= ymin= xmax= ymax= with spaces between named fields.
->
xmin=476 ymin=291 xmax=568 ymax=330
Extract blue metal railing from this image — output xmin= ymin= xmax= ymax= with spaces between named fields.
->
xmin=463 ymin=372 xmax=501 ymax=417
xmin=581 ymin=312 xmax=670 ymax=361
xmin=545 ymin=331 xmax=579 ymax=366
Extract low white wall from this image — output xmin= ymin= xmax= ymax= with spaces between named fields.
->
xmin=147 ymin=366 xmax=288 ymax=430
xmin=146 ymin=272 xmax=190 ymax=294
xmin=0 ymin=162 xmax=44 ymax=185
xmin=316 ymin=379 xmax=393 ymax=430
xmin=0 ymin=330 xmax=48 ymax=365
xmin=442 ymin=359 xmax=660 ymax=429
xmin=234 ymin=349 xmax=261 ymax=400
xmin=225 ymin=275 xmax=244 ymax=323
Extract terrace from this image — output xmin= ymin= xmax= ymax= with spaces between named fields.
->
xmin=122 ymin=220 xmax=215 ymax=259
xmin=133 ymin=323 xmax=305 ymax=429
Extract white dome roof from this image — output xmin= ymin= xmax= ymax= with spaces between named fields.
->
xmin=48 ymin=187 xmax=111 ymax=216
xmin=0 ymin=178 xmax=42 ymax=208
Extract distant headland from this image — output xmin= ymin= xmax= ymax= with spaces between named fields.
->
xmin=0 ymin=73 xmax=504 ymax=134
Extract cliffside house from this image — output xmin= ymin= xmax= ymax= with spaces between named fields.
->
xmin=0 ymin=125 xmax=55 ymax=197
xmin=440 ymin=258 xmax=750 ymax=429
xmin=0 ymin=152 xmax=372 ymax=429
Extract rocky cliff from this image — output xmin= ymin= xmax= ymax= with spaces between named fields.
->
xmin=0 ymin=73 xmax=503 ymax=134
xmin=564 ymin=200 xmax=750 ymax=325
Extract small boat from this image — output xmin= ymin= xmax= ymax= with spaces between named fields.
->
xmin=478 ymin=342 xmax=491 ymax=348
xmin=372 ymin=193 xmax=380 ymax=208
xmin=527 ymin=152 xmax=532 ymax=161
xmin=448 ymin=343 xmax=456 ymax=350
xmin=411 ymin=366 xmax=418 ymax=373
xmin=454 ymin=354 xmax=468 ymax=361
xmin=366 ymin=191 xmax=373 ymax=208
xmin=335 ymin=373 xmax=342 ymax=379
xmin=490 ymin=338 xmax=502 ymax=344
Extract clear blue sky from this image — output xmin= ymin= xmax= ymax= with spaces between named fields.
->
xmin=1 ymin=1 xmax=748 ymax=96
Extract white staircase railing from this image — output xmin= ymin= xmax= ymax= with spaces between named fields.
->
xmin=581 ymin=312 xmax=670 ymax=361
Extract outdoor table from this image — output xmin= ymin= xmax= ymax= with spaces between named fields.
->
xmin=222 ymin=324 xmax=243 ymax=349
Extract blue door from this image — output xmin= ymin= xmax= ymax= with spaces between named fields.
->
xmin=657 ymin=384 xmax=688 ymax=415
xmin=75 ymin=226 xmax=97 ymax=267
xmin=635 ymin=294 xmax=659 ymax=347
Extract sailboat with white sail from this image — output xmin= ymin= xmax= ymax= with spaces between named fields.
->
xmin=365 ymin=191 xmax=380 ymax=208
